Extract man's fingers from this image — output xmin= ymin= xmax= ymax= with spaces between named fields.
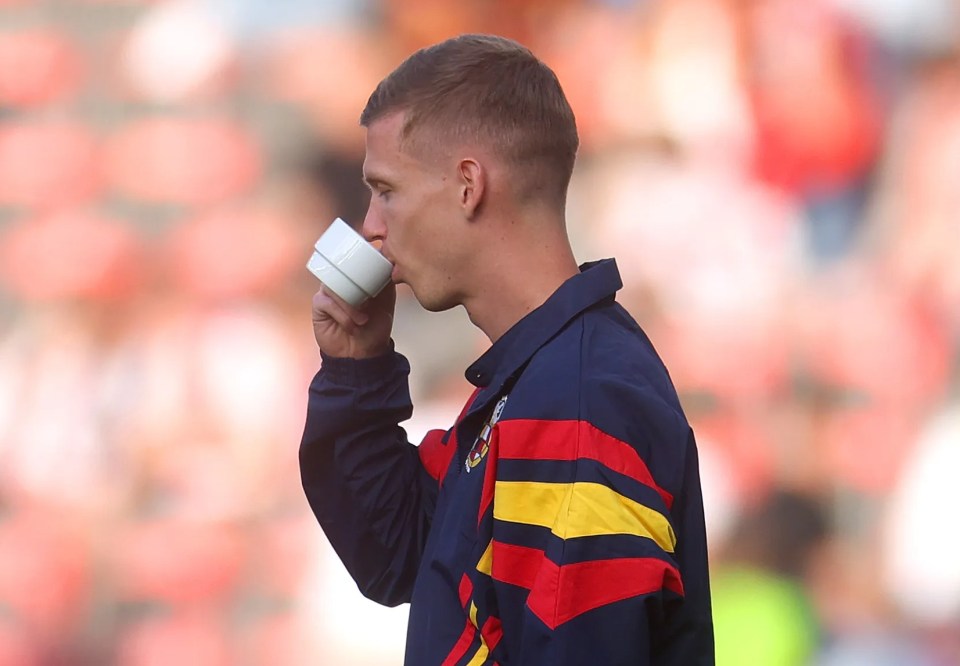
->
xmin=313 ymin=289 xmax=362 ymax=332
xmin=323 ymin=286 xmax=371 ymax=326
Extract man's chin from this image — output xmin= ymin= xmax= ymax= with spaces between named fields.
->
xmin=410 ymin=287 xmax=458 ymax=313
xmin=421 ymin=302 xmax=457 ymax=313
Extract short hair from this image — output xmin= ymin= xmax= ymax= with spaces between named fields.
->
xmin=360 ymin=34 xmax=580 ymax=204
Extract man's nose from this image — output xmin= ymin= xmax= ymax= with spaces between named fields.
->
xmin=361 ymin=205 xmax=385 ymax=243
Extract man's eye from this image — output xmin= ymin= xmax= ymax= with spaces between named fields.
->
xmin=378 ymin=190 xmax=391 ymax=199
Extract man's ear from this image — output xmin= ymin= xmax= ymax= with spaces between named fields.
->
xmin=457 ymin=158 xmax=485 ymax=219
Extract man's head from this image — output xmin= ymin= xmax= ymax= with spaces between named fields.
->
xmin=360 ymin=34 xmax=579 ymax=207
xmin=358 ymin=34 xmax=580 ymax=318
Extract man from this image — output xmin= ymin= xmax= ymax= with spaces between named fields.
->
xmin=300 ymin=33 xmax=714 ymax=665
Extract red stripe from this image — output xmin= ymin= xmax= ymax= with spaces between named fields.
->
xmin=490 ymin=541 xmax=543 ymax=590
xmin=458 ymin=573 xmax=473 ymax=609
xmin=527 ymin=557 xmax=684 ymax=630
xmin=497 ymin=419 xmax=674 ymax=509
xmin=491 ymin=541 xmax=683 ymax=630
xmin=418 ymin=429 xmax=452 ymax=484
xmin=418 ymin=388 xmax=482 ymax=487
xmin=440 ymin=620 xmax=477 ymax=666
xmin=480 ymin=615 xmax=503 ymax=653
xmin=477 ymin=431 xmax=499 ymax=525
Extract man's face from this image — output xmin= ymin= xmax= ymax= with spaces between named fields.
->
xmin=360 ymin=112 xmax=470 ymax=312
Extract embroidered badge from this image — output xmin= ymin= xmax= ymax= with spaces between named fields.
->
xmin=465 ymin=394 xmax=508 ymax=473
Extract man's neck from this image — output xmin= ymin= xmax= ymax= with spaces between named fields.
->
xmin=462 ymin=227 xmax=579 ymax=343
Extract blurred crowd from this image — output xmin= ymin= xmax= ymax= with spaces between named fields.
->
xmin=0 ymin=0 xmax=958 ymax=664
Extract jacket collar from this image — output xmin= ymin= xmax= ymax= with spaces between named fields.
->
xmin=464 ymin=258 xmax=623 ymax=397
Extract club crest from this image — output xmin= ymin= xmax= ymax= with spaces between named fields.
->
xmin=465 ymin=394 xmax=508 ymax=473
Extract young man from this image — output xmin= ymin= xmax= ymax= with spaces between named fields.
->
xmin=300 ymin=33 xmax=715 ymax=665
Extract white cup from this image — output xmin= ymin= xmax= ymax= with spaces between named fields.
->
xmin=306 ymin=218 xmax=393 ymax=307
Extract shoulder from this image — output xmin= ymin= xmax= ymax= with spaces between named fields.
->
xmin=510 ymin=302 xmax=683 ymax=418
xmin=504 ymin=302 xmax=693 ymax=488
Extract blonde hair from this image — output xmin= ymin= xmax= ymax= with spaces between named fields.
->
xmin=360 ymin=34 xmax=579 ymax=204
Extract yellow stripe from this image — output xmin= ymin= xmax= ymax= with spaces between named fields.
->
xmin=464 ymin=602 xmax=489 ymax=665
xmin=465 ymin=642 xmax=489 ymax=666
xmin=476 ymin=541 xmax=493 ymax=576
xmin=493 ymin=481 xmax=676 ymax=552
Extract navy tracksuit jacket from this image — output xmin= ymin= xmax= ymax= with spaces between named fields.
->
xmin=300 ymin=259 xmax=715 ymax=665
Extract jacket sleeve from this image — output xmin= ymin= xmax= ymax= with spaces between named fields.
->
xmin=299 ymin=349 xmax=438 ymax=607
xmin=489 ymin=383 xmax=714 ymax=664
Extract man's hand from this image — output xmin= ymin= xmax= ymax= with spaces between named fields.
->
xmin=312 ymin=283 xmax=396 ymax=359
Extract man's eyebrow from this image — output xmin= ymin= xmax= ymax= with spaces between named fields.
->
xmin=362 ymin=174 xmax=390 ymax=190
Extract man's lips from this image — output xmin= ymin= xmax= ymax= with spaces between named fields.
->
xmin=378 ymin=247 xmax=399 ymax=281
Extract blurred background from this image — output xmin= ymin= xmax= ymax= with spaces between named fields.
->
xmin=0 ymin=0 xmax=958 ymax=664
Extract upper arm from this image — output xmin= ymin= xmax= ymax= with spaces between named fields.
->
xmin=493 ymin=414 xmax=686 ymax=623
xmin=486 ymin=374 xmax=706 ymax=663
